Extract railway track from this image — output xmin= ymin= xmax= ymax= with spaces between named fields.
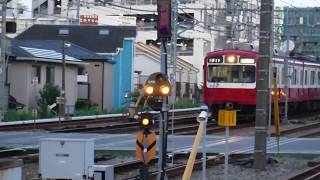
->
xmin=2 ymin=109 xmax=320 ymax=179
xmin=0 ymin=108 xmax=200 ymax=132
xmin=288 ymin=164 xmax=320 ymax=180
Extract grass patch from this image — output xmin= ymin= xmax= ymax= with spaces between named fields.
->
xmin=4 ymin=111 xmax=33 ymax=122
xmin=74 ymin=107 xmax=127 ymax=116
xmin=174 ymin=98 xmax=199 ymax=109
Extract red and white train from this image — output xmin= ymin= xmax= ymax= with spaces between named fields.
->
xmin=203 ymin=49 xmax=320 ymax=115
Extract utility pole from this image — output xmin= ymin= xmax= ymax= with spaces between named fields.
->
xmin=0 ymin=0 xmax=8 ymax=121
xmin=283 ymin=7 xmax=289 ymax=122
xmin=170 ymin=0 xmax=177 ymax=136
xmin=253 ymin=0 xmax=273 ymax=170
xmin=76 ymin=0 xmax=80 ymax=24
xmin=230 ymin=0 xmax=235 ymax=48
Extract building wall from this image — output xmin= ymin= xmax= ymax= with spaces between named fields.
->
xmin=8 ymin=61 xmax=79 ymax=111
xmin=7 ymin=62 xmax=29 ymax=109
xmin=112 ymin=39 xmax=134 ymax=108
xmin=103 ymin=62 xmax=114 ymax=110
xmin=84 ymin=61 xmax=104 ymax=108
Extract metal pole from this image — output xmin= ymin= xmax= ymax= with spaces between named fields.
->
xmin=253 ymin=0 xmax=273 ymax=170
xmin=76 ymin=0 xmax=80 ymax=24
xmin=158 ymin=41 xmax=168 ymax=180
xmin=62 ymin=40 xmax=66 ymax=117
xmin=224 ymin=126 xmax=229 ymax=180
xmin=230 ymin=0 xmax=235 ymax=48
xmin=170 ymin=0 xmax=178 ymax=166
xmin=170 ymin=0 xmax=177 ymax=138
xmin=0 ymin=0 xmax=8 ymax=121
xmin=284 ymin=7 xmax=289 ymax=122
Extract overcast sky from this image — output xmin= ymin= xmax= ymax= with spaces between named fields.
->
xmin=275 ymin=0 xmax=320 ymax=7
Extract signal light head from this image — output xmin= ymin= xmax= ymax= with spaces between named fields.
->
xmin=144 ymin=84 xmax=154 ymax=96
xmin=142 ymin=118 xmax=150 ymax=126
xmin=159 ymin=84 xmax=171 ymax=96
xmin=143 ymin=72 xmax=172 ymax=97
xmin=139 ymin=113 xmax=154 ymax=131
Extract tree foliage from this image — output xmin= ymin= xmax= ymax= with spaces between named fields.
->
xmin=37 ymin=83 xmax=61 ymax=118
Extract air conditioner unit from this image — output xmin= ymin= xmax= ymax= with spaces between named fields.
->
xmin=39 ymin=138 xmax=94 ymax=179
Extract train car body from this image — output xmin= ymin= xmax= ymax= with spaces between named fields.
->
xmin=203 ymin=49 xmax=320 ymax=115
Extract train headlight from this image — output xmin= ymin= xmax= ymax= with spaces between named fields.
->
xmin=225 ymin=56 xmax=237 ymax=63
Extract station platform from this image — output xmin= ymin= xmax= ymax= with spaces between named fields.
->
xmin=0 ymin=131 xmax=319 ymax=154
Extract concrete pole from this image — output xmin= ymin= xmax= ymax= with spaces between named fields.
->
xmin=0 ymin=0 xmax=8 ymax=121
xmin=283 ymin=7 xmax=289 ymax=122
xmin=253 ymin=0 xmax=273 ymax=170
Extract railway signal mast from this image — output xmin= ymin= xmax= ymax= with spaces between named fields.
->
xmin=143 ymin=72 xmax=172 ymax=179
xmin=157 ymin=0 xmax=172 ymax=179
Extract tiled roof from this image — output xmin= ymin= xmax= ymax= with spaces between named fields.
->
xmin=15 ymin=24 xmax=136 ymax=53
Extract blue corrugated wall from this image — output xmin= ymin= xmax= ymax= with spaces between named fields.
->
xmin=112 ymin=39 xmax=133 ymax=108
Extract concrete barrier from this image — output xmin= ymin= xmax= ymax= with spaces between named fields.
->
xmin=0 ymin=159 xmax=23 ymax=180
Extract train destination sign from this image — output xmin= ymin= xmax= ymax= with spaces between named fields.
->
xmin=208 ymin=57 xmax=223 ymax=63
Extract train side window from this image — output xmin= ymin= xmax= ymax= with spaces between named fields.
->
xmin=300 ymin=70 xmax=304 ymax=86
xmin=272 ymin=67 xmax=279 ymax=83
xmin=272 ymin=67 xmax=277 ymax=77
xmin=305 ymin=70 xmax=308 ymax=85
xmin=318 ymin=72 xmax=320 ymax=85
xmin=311 ymin=71 xmax=315 ymax=85
xmin=292 ymin=69 xmax=297 ymax=85
xmin=281 ymin=68 xmax=285 ymax=85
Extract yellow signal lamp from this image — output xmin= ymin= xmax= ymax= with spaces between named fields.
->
xmin=159 ymin=84 xmax=172 ymax=96
xmin=142 ymin=118 xmax=150 ymax=126
xmin=144 ymin=84 xmax=155 ymax=96
xmin=139 ymin=113 xmax=154 ymax=132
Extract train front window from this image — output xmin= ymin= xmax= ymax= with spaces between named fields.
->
xmin=208 ymin=65 xmax=255 ymax=83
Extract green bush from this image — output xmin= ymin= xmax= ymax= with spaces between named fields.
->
xmin=74 ymin=107 xmax=103 ymax=116
xmin=174 ymin=98 xmax=198 ymax=109
xmin=37 ymin=83 xmax=61 ymax=118
xmin=4 ymin=111 xmax=33 ymax=122
xmin=76 ymin=99 xmax=92 ymax=109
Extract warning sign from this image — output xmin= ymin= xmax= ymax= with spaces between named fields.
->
xmin=136 ymin=130 xmax=156 ymax=164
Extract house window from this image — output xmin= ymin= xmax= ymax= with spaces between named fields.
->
xmin=46 ymin=66 xmax=55 ymax=84
xmin=31 ymin=65 xmax=41 ymax=84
